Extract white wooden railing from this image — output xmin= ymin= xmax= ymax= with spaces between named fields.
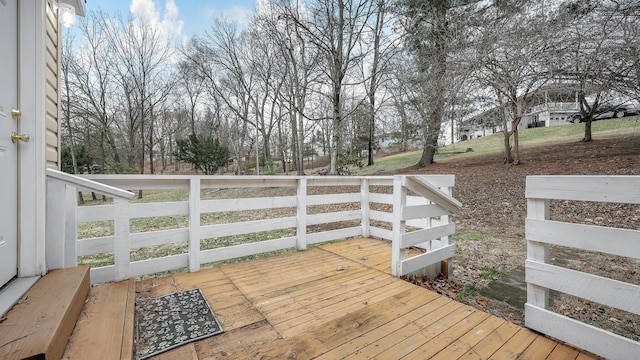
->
xmin=45 ymin=169 xmax=135 ymax=274
xmin=45 ymin=173 xmax=459 ymax=284
xmin=392 ymin=175 xmax=462 ymax=277
xmin=527 ymin=102 xmax=578 ymax=113
xmin=525 ymin=175 xmax=640 ymax=360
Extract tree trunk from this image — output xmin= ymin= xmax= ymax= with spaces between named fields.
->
xmin=297 ymin=111 xmax=305 ymax=175
xmin=367 ymin=100 xmax=375 ymax=166
xmin=502 ymin=130 xmax=514 ymax=164
xmin=417 ymin=5 xmax=447 ymax=168
xmin=289 ymin=108 xmax=300 ymax=173
xmin=419 ymin=143 xmax=437 ymax=167
xmin=513 ymin=129 xmax=520 ymax=165
xmin=583 ymin=119 xmax=593 ymax=142
xmin=330 ymin=88 xmax=341 ymax=174
xmin=418 ymin=107 xmax=442 ymax=167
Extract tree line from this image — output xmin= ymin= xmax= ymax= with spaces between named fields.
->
xmin=61 ymin=0 xmax=640 ymax=175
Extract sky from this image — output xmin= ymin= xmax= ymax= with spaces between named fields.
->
xmin=82 ymin=0 xmax=258 ymax=39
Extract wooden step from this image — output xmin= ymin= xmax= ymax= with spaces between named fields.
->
xmin=0 ymin=266 xmax=90 ymax=360
xmin=63 ymin=278 xmax=136 ymax=360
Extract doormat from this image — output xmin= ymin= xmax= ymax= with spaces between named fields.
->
xmin=135 ymin=288 xmax=223 ymax=360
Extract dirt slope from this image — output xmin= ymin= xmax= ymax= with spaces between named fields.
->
xmin=396 ymin=134 xmax=640 ymax=341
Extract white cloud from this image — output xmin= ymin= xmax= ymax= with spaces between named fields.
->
xmin=161 ymin=0 xmax=183 ymax=36
xmin=129 ymin=0 xmax=157 ymax=21
xmin=223 ymin=5 xmax=251 ymax=27
xmin=202 ymin=3 xmax=254 ymax=30
xmin=129 ymin=0 xmax=184 ymax=39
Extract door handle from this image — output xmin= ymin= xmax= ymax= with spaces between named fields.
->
xmin=11 ymin=132 xmax=30 ymax=143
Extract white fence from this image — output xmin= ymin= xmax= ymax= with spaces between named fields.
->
xmin=392 ymin=176 xmax=461 ymax=277
xmin=525 ymin=175 xmax=640 ymax=360
xmin=45 ymin=171 xmax=460 ymax=284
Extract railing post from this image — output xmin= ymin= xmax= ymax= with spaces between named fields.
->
xmin=296 ymin=177 xmax=307 ymax=250
xmin=113 ymin=197 xmax=130 ymax=281
xmin=360 ymin=178 xmax=370 ymax=238
xmin=526 ymin=197 xmax=550 ymax=310
xmin=440 ymin=185 xmax=453 ymax=278
xmin=64 ymin=185 xmax=78 ymax=268
xmin=189 ymin=178 xmax=201 ymax=272
xmin=46 ymin=180 xmax=67 ymax=269
xmin=392 ymin=175 xmax=406 ymax=276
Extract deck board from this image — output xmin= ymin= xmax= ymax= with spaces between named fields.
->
xmin=458 ymin=321 xmax=522 ymax=359
xmin=69 ymin=237 xmax=598 ymax=359
xmin=365 ymin=306 xmax=477 ymax=359
xmin=316 ymin=295 xmax=451 ymax=359
xmin=518 ymin=335 xmax=560 ymax=360
xmin=429 ymin=315 xmax=506 ymax=359
xmin=489 ymin=327 xmax=539 ymax=360
xmin=63 ymin=277 xmax=134 ymax=360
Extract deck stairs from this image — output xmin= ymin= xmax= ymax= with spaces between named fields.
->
xmin=0 ymin=267 xmax=134 ymax=360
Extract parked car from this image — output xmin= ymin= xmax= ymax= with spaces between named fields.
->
xmin=568 ymin=102 xmax=639 ymax=123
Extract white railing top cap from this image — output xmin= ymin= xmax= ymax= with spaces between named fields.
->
xmin=403 ymin=175 xmax=462 ymax=213
xmin=46 ymin=169 xmax=135 ymax=200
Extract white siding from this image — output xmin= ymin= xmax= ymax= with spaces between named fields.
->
xmin=45 ymin=1 xmax=60 ymax=169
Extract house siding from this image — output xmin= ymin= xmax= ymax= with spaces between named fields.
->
xmin=44 ymin=1 xmax=60 ymax=170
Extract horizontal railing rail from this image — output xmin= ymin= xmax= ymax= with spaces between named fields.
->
xmin=525 ymin=175 xmax=640 ymax=360
xmin=526 ymin=102 xmax=579 ymax=113
xmin=46 ymin=174 xmax=459 ymax=284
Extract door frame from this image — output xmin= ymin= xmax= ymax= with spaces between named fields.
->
xmin=17 ymin=0 xmax=48 ymax=278
xmin=0 ymin=0 xmax=19 ymax=287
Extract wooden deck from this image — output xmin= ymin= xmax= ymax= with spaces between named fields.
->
xmin=64 ymin=238 xmax=597 ymax=359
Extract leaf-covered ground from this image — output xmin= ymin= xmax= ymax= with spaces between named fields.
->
xmin=399 ymin=133 xmax=640 ymax=342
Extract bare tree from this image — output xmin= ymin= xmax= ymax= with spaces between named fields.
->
xmin=283 ymin=0 xmax=374 ymax=174
xmin=185 ymin=20 xmax=257 ymax=173
xmin=474 ymin=1 xmax=555 ymax=164
xmin=177 ymin=61 xmax=205 ymax=136
xmin=555 ymin=1 xmax=626 ymax=142
xmin=69 ymin=12 xmax=123 ymax=170
xmin=363 ymin=0 xmax=396 ymax=166
xmin=615 ymin=2 xmax=640 ymax=103
xmin=106 ymin=11 xmax=174 ymax=176
xmin=401 ymin=0 xmax=477 ymax=167
xmin=257 ymin=2 xmax=322 ymax=174
xmin=244 ymin=18 xmax=288 ymax=172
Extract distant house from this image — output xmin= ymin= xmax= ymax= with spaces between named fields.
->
xmin=522 ymin=84 xmax=580 ymax=127
xmin=459 ymin=109 xmax=502 ymax=141
xmin=458 ymin=83 xmax=580 ymax=142
xmin=523 ymin=101 xmax=578 ymax=128
xmin=377 ymin=133 xmax=394 ymax=149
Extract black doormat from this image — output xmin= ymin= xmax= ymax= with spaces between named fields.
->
xmin=135 ymin=288 xmax=223 ymax=360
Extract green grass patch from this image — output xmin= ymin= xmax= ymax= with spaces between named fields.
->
xmin=456 ymin=284 xmax=478 ymax=304
xmin=480 ymin=266 xmax=508 ymax=279
xmin=201 ymin=229 xmax=295 ymax=250
xmin=456 ymin=230 xmax=505 ymax=242
xmin=78 ymin=251 xmax=114 ymax=268
xmin=456 ymin=231 xmax=485 ymax=242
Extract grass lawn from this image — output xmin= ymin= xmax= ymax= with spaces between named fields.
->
xmin=357 ymin=116 xmax=640 ymax=174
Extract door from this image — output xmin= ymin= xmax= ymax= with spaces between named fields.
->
xmin=0 ymin=0 xmax=19 ymax=287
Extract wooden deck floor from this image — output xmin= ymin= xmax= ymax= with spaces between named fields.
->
xmin=65 ymin=238 xmax=597 ymax=359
